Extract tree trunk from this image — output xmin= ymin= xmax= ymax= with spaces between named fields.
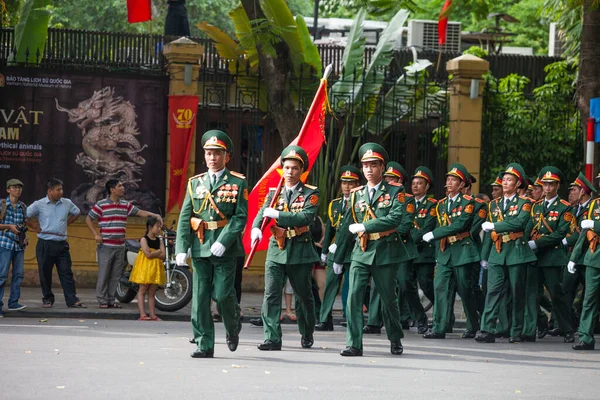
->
xmin=240 ymin=0 xmax=302 ymax=147
xmin=579 ymin=2 xmax=600 ymax=174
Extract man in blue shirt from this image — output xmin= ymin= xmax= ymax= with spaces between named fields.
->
xmin=27 ymin=178 xmax=86 ymax=308
xmin=0 ymin=179 xmax=29 ymax=317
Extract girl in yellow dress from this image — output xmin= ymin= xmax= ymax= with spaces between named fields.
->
xmin=130 ymin=217 xmax=165 ymax=321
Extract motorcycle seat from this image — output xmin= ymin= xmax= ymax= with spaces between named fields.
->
xmin=125 ymin=239 xmax=141 ymax=252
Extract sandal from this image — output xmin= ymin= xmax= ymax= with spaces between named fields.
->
xmin=150 ymin=316 xmax=162 ymax=321
xmin=99 ymin=304 xmax=109 ymax=309
xmin=69 ymin=302 xmax=87 ymax=308
xmin=138 ymin=315 xmax=151 ymax=321
xmin=108 ymin=303 xmax=122 ymax=309
xmin=286 ymin=312 xmax=297 ymax=321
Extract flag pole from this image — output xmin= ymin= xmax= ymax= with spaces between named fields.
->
xmin=243 ymin=64 xmax=332 ymax=269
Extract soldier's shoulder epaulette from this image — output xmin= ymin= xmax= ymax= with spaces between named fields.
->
xmin=535 ymin=199 xmax=544 ymax=204
xmin=304 ymin=184 xmax=317 ymax=190
xmin=190 ymin=172 xmax=206 ymax=181
xmin=406 ymin=193 xmax=414 ymax=198
xmin=475 ymin=197 xmax=485 ymax=204
xmin=560 ymin=199 xmax=571 ymax=207
xmin=463 ymin=194 xmax=473 ymax=201
xmin=438 ymin=197 xmax=447 ymax=203
xmin=229 ymin=171 xmax=246 ymax=179
xmin=428 ymin=198 xmax=438 ymax=203
xmin=387 ymin=181 xmax=401 ymax=187
xmin=350 ymin=186 xmax=363 ymax=192
xmin=519 ymin=195 xmax=531 ymax=201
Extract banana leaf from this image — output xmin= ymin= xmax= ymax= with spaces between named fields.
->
xmin=260 ymin=0 xmax=304 ymax=76
xmin=330 ymin=8 xmax=366 ymax=104
xmin=9 ymin=0 xmax=52 ymax=64
xmin=295 ymin=15 xmax=322 ymax=77
xmin=228 ymin=5 xmax=259 ymax=70
xmin=196 ymin=21 xmax=248 ymax=74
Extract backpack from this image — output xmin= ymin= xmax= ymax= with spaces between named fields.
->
xmin=0 ymin=198 xmax=28 ymax=224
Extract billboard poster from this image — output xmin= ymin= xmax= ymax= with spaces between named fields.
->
xmin=0 ymin=67 xmax=168 ymax=214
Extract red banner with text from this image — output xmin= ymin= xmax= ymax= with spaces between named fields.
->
xmin=168 ymin=95 xmax=200 ymax=211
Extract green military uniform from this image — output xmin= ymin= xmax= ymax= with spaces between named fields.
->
xmin=477 ymin=163 xmax=536 ymax=342
xmin=334 ymin=143 xmax=405 ymax=356
xmin=410 ymin=167 xmax=437 ymax=308
xmin=562 ymin=172 xmax=595 ymax=325
xmin=569 ymin=194 xmax=600 ymax=350
xmin=523 ymin=167 xmax=575 ymax=341
xmin=176 ymin=130 xmax=247 ymax=357
xmin=253 ymin=146 xmax=319 ymax=349
xmin=317 ymin=165 xmax=361 ymax=330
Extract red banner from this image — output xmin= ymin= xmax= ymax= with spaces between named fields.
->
xmin=242 ymin=80 xmax=328 ymax=253
xmin=127 ymin=0 xmax=152 ymax=23
xmin=438 ymin=0 xmax=453 ymax=46
xmin=168 ymin=95 xmax=199 ymax=211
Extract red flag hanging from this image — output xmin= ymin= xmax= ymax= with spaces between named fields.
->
xmin=438 ymin=0 xmax=453 ymax=46
xmin=242 ymin=78 xmax=329 ymax=256
xmin=167 ymin=95 xmax=200 ymax=211
xmin=127 ymin=0 xmax=152 ymax=23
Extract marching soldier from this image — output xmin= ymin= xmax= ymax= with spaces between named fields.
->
xmin=251 ymin=145 xmax=319 ymax=351
xmin=523 ymin=167 xmax=575 ymax=343
xmin=476 ymin=163 xmax=535 ymax=343
xmin=176 ymin=130 xmax=247 ymax=358
xmin=421 ymin=163 xmax=481 ymax=339
xmin=465 ymin=174 xmax=487 ymax=315
xmin=333 ymin=143 xmax=406 ymax=356
xmin=410 ymin=167 xmax=437 ymax=313
xmin=491 ymin=174 xmax=503 ymax=200
xmin=563 ymin=173 xmax=596 ymax=327
xmin=531 ymin=177 xmax=544 ymax=201
xmin=567 ymin=171 xmax=600 ymax=350
xmin=315 ymin=165 xmax=362 ymax=331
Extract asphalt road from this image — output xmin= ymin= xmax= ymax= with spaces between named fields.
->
xmin=1 ymin=318 xmax=598 ymax=400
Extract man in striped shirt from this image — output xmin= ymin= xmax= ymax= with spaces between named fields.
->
xmin=86 ymin=179 xmax=161 ymax=308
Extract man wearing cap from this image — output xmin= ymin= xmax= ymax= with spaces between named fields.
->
xmin=0 ymin=179 xmax=28 ymax=317
xmin=563 ymin=172 xmax=595 ymax=327
xmin=176 ymin=130 xmax=248 ymax=358
xmin=421 ymin=163 xmax=480 ymax=339
xmin=476 ymin=163 xmax=536 ymax=343
xmin=316 ymin=165 xmax=361 ymax=331
xmin=523 ymin=166 xmax=575 ymax=343
xmin=465 ymin=174 xmax=487 ymax=315
xmin=333 ymin=143 xmax=406 ymax=356
xmin=251 ymin=145 xmax=319 ymax=351
xmin=531 ymin=177 xmax=544 ymax=201
xmin=490 ymin=174 xmax=503 ymax=200
xmin=410 ymin=167 xmax=437 ymax=314
xmin=567 ymin=171 xmax=600 ymax=350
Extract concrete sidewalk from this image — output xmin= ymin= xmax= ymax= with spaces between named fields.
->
xmin=1 ymin=286 xmax=467 ymax=328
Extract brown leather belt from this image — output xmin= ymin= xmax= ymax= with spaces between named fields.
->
xmin=490 ymin=231 xmax=524 ymax=253
xmin=357 ymin=228 xmax=397 ymax=251
xmin=270 ymin=225 xmax=310 ymax=250
xmin=284 ymin=225 xmax=310 ymax=238
xmin=190 ymin=217 xmax=229 ymax=244
xmin=447 ymin=231 xmax=470 ymax=243
xmin=587 ymin=230 xmax=599 ymax=253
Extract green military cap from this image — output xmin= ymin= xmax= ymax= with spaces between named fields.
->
xmin=201 ymin=130 xmax=233 ymax=153
xmin=526 ymin=177 xmax=534 ymax=191
xmin=569 ymin=172 xmax=596 ymax=194
xmin=518 ymin=171 xmax=530 ymax=190
xmin=533 ymin=176 xmax=543 ymax=187
xmin=412 ymin=166 xmax=434 ymax=186
xmin=490 ymin=172 xmax=502 ymax=186
xmin=339 ymin=165 xmax=361 ymax=181
xmin=466 ymin=174 xmax=477 ymax=188
xmin=538 ymin=166 xmax=564 ymax=183
xmin=501 ymin=162 xmax=526 ymax=186
xmin=384 ymin=161 xmax=409 ymax=182
xmin=280 ymin=145 xmax=308 ymax=167
xmin=6 ymin=178 xmax=24 ymax=188
xmin=358 ymin=142 xmax=388 ymax=165
xmin=446 ymin=163 xmax=469 ymax=183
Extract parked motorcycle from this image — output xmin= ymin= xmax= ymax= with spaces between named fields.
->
xmin=115 ymin=222 xmax=193 ymax=312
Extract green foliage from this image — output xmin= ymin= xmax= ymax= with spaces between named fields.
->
xmin=1 ymin=0 xmax=25 ymax=26
xmin=462 ymin=45 xmax=488 ymax=59
xmin=9 ymin=0 xmax=51 ymax=63
xmin=480 ymin=60 xmax=581 ymax=191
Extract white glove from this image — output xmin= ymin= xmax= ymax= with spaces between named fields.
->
xmin=210 ymin=242 xmax=226 ymax=257
xmin=567 ymin=261 xmax=576 ymax=274
xmin=328 ymin=243 xmax=337 ymax=254
xmin=263 ymin=207 xmax=280 ymax=219
xmin=562 ymin=238 xmax=568 ymax=246
xmin=349 ymin=223 xmax=366 ymax=234
xmin=333 ymin=262 xmax=343 ymax=275
xmin=581 ymin=220 xmax=594 ymax=230
xmin=482 ymin=222 xmax=495 ymax=232
xmin=422 ymin=232 xmax=434 ymax=242
xmin=250 ymin=227 xmax=263 ymax=242
xmin=320 ymin=253 xmax=327 ymax=263
xmin=528 ymin=240 xmax=537 ymax=250
xmin=176 ymin=253 xmax=188 ymax=266
xmin=480 ymin=260 xmax=488 ymax=270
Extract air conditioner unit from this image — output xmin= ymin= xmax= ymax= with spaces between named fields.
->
xmin=548 ymin=22 xmax=565 ymax=57
xmin=407 ymin=20 xmax=461 ymax=53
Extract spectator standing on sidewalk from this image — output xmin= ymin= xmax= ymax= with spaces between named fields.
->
xmin=27 ymin=178 xmax=86 ymax=308
xmin=0 ymin=179 xmax=29 ymax=317
xmin=86 ymin=179 xmax=161 ymax=308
